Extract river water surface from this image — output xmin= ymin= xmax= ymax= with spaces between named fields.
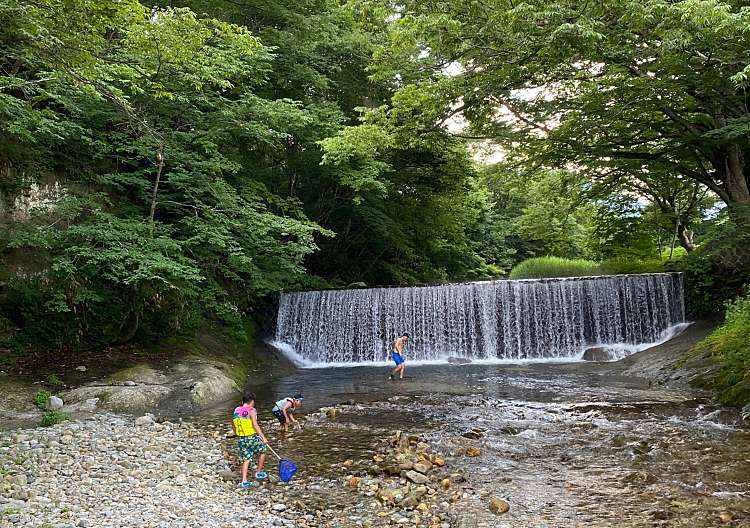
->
xmin=203 ymin=362 xmax=750 ymax=527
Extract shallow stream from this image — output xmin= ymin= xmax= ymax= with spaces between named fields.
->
xmin=201 ymin=363 xmax=750 ymax=527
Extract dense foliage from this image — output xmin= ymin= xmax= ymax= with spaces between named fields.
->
xmin=690 ymin=290 xmax=750 ymax=407
xmin=1 ymin=0 xmax=748 ymax=366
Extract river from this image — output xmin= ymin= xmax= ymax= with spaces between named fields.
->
xmin=198 ymin=361 xmax=750 ymax=527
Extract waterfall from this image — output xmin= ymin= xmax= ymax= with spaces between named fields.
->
xmin=274 ymin=273 xmax=686 ymax=365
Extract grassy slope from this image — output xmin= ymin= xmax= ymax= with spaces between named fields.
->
xmin=685 ymin=292 xmax=750 ymax=407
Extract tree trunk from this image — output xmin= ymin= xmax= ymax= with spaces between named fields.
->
xmin=676 ymin=223 xmax=695 ymax=252
xmin=148 ymin=145 xmax=165 ymax=227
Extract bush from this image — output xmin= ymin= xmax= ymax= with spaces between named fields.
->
xmin=41 ymin=410 xmax=68 ymax=427
xmin=509 ymin=257 xmax=603 ymax=280
xmin=678 ymin=207 xmax=750 ymax=316
xmin=689 ymin=290 xmax=750 ymax=407
xmin=33 ymin=390 xmax=50 ymax=409
xmin=46 ymin=374 xmax=64 ymax=388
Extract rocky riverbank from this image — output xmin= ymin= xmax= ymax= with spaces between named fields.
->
xmin=0 ymin=406 xmax=493 ymax=528
xmin=0 ymin=415 xmax=289 ymax=528
xmin=0 ymin=337 xmax=296 ymax=430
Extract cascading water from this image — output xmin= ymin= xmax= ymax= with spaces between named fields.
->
xmin=273 ymin=273 xmax=686 ymax=365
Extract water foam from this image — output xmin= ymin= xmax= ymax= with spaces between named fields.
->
xmin=274 ymin=273 xmax=686 ymax=367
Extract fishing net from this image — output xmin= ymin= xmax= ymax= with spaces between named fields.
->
xmin=278 ymin=458 xmax=298 ymax=482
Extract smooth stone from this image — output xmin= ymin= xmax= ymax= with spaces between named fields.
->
xmin=489 ymin=497 xmax=510 ymax=515
xmin=47 ymin=396 xmax=64 ymax=410
xmin=135 ymin=414 xmax=155 ymax=427
xmin=446 ymin=357 xmax=472 ymax=365
xmin=413 ymin=461 xmax=432 ymax=474
xmin=272 ymin=503 xmax=287 ymax=512
xmin=75 ymin=366 xmax=87 ymax=372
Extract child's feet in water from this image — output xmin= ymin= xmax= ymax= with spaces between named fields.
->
xmin=239 ymin=481 xmax=257 ymax=488
xmin=255 ymin=472 xmax=268 ymax=480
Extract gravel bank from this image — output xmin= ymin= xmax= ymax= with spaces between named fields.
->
xmin=0 ymin=415 xmax=294 ymax=528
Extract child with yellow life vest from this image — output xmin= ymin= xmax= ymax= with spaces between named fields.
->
xmin=231 ymin=392 xmax=268 ymax=488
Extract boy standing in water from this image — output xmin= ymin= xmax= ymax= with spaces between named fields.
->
xmin=389 ymin=333 xmax=409 ymax=380
xmin=272 ymin=394 xmax=304 ymax=433
xmin=231 ymin=392 xmax=268 ymax=488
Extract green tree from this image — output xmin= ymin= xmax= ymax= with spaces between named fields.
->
xmin=358 ymin=0 xmax=750 ymax=216
xmin=1 ymin=1 xmax=325 ymax=345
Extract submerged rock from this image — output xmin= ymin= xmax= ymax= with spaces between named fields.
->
xmin=447 ymin=357 xmax=472 ymax=365
xmin=464 ymin=447 xmax=481 ymax=457
xmin=488 ymin=497 xmax=510 ymax=515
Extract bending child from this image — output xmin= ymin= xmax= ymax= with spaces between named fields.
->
xmin=231 ymin=392 xmax=268 ymax=488
xmin=271 ymin=394 xmax=304 ymax=432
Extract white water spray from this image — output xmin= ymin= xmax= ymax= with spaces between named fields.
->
xmin=274 ymin=273 xmax=685 ymax=365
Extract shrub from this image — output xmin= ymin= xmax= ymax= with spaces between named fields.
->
xmin=45 ymin=374 xmax=64 ymax=388
xmin=33 ymin=390 xmax=51 ymax=410
xmin=509 ymin=257 xmax=603 ymax=280
xmin=41 ymin=410 xmax=68 ymax=427
xmin=689 ymin=290 xmax=750 ymax=407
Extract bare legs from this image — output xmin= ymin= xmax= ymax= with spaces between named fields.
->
xmin=240 ymin=454 xmax=266 ymax=482
xmin=390 ymin=363 xmax=405 ymax=379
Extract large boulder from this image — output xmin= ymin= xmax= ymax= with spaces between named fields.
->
xmin=582 ymin=347 xmax=616 ymax=362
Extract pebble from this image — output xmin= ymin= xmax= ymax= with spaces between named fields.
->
xmin=0 ymin=415 xmax=280 ymax=527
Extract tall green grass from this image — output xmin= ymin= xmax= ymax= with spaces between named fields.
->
xmin=509 ymin=257 xmax=604 ymax=280
xmin=689 ymin=290 xmax=750 ymax=407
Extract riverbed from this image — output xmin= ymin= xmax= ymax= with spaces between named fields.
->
xmin=2 ymin=361 xmax=749 ymax=527
xmin=203 ymin=362 xmax=750 ymax=527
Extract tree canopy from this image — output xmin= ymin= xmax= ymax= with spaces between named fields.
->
xmin=1 ymin=0 xmax=748 ymax=350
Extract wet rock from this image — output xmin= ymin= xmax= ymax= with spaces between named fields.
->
xmin=741 ymin=403 xmax=750 ymax=421
xmin=75 ymin=365 xmax=87 ymax=372
xmin=47 ymin=396 xmax=64 ymax=410
xmin=447 ymin=357 xmax=472 ymax=365
xmin=499 ymin=425 xmax=520 ymax=435
xmin=325 ymin=408 xmax=338 ymax=419
xmin=348 ymin=476 xmax=362 ymax=488
xmin=405 ymin=471 xmax=429 ymax=485
xmin=465 ymin=447 xmax=481 ymax=457
xmin=398 ymin=462 xmax=414 ymax=471
xmin=488 ymin=497 xmax=510 ymax=515
xmin=432 ymin=457 xmax=446 ymax=467
xmin=582 ymin=347 xmax=615 ymax=361
xmin=462 ymin=430 xmax=483 ymax=440
xmin=123 ymin=380 xmax=137 ymax=386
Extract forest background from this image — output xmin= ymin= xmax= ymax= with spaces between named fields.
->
xmin=1 ymin=0 xmax=748 ymax=404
